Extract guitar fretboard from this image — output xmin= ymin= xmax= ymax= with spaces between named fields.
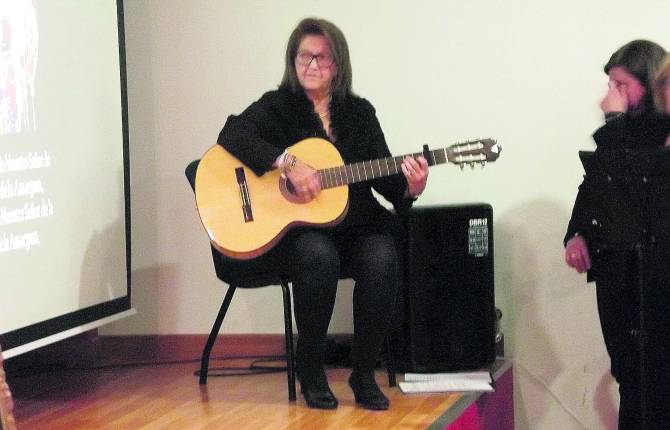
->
xmin=313 ymin=138 xmax=497 ymax=189
xmin=320 ymin=143 xmax=448 ymax=188
xmin=317 ymin=149 xmax=442 ymax=189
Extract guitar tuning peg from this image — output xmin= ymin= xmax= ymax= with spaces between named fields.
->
xmin=470 ymin=162 xmax=475 ymax=169
xmin=480 ymin=161 xmax=486 ymax=168
xmin=460 ymin=164 xmax=465 ymax=171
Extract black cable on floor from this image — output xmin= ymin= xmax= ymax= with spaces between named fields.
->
xmin=193 ymin=355 xmax=288 ymax=378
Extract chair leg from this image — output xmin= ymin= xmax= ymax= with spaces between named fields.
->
xmin=199 ymin=285 xmax=237 ymax=385
xmin=280 ymin=278 xmax=297 ymax=401
xmin=385 ymin=336 xmax=397 ymax=387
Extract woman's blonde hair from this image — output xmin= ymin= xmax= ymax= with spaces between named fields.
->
xmin=653 ymin=55 xmax=670 ymax=113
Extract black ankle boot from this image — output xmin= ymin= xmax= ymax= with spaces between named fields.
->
xmin=299 ymin=372 xmax=338 ymax=410
xmin=348 ymin=372 xmax=389 ymax=410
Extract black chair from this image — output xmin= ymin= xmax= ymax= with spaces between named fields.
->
xmin=185 ymin=159 xmax=396 ymax=402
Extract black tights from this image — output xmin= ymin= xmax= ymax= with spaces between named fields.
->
xmin=277 ymin=229 xmax=400 ymax=381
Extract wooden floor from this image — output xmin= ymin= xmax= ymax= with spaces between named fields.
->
xmin=10 ymin=360 xmax=462 ymax=429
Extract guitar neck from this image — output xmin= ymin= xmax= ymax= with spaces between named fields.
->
xmin=317 ymin=139 xmax=496 ymax=189
xmin=317 ymin=149 xmax=439 ymax=190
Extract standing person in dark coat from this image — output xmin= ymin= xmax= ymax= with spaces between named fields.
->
xmin=564 ymin=40 xmax=670 ymax=429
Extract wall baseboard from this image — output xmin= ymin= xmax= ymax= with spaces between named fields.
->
xmin=5 ymin=332 xmax=353 ymax=371
xmin=97 ymin=333 xmax=288 ymax=365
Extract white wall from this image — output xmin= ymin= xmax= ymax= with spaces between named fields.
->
xmin=104 ymin=1 xmax=670 ymax=428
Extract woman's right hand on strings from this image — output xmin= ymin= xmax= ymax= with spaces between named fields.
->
xmin=565 ymin=235 xmax=591 ymax=273
xmin=286 ymin=158 xmax=321 ymax=201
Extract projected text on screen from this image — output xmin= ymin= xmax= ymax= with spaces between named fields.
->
xmin=0 ymin=0 xmax=130 ymax=346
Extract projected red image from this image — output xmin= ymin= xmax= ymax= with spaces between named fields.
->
xmin=0 ymin=0 xmax=38 ymax=136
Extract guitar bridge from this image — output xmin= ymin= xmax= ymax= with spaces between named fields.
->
xmin=235 ymin=167 xmax=253 ymax=222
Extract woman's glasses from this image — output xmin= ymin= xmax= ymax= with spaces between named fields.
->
xmin=295 ymin=52 xmax=334 ymax=68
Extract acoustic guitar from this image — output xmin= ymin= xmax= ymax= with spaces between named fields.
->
xmin=195 ymin=137 xmax=500 ymax=260
xmin=0 ymin=346 xmax=17 ymax=430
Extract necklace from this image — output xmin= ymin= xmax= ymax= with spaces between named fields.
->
xmin=316 ymin=110 xmax=329 ymax=119
xmin=314 ymin=94 xmax=331 ymax=120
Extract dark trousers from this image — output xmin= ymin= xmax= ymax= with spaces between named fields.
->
xmin=274 ymin=228 xmax=400 ymax=381
xmin=595 ymin=248 xmax=670 ymax=430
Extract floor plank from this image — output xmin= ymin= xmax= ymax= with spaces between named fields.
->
xmin=10 ymin=362 xmax=463 ymax=429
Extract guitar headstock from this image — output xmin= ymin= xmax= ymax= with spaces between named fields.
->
xmin=446 ymin=138 xmax=501 ymax=168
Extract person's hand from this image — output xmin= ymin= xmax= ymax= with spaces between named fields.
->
xmin=285 ymin=158 xmax=320 ymax=201
xmin=401 ymin=156 xmax=429 ymax=198
xmin=600 ymin=81 xmax=628 ymax=114
xmin=565 ymin=235 xmax=591 ymax=273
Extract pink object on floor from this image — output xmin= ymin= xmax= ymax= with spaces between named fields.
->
xmin=446 ymin=362 xmax=514 ymax=430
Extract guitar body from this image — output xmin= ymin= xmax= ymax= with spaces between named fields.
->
xmin=195 ymin=138 xmax=349 ymax=259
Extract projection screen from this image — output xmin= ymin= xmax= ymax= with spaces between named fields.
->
xmin=0 ymin=0 xmax=132 ymax=358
